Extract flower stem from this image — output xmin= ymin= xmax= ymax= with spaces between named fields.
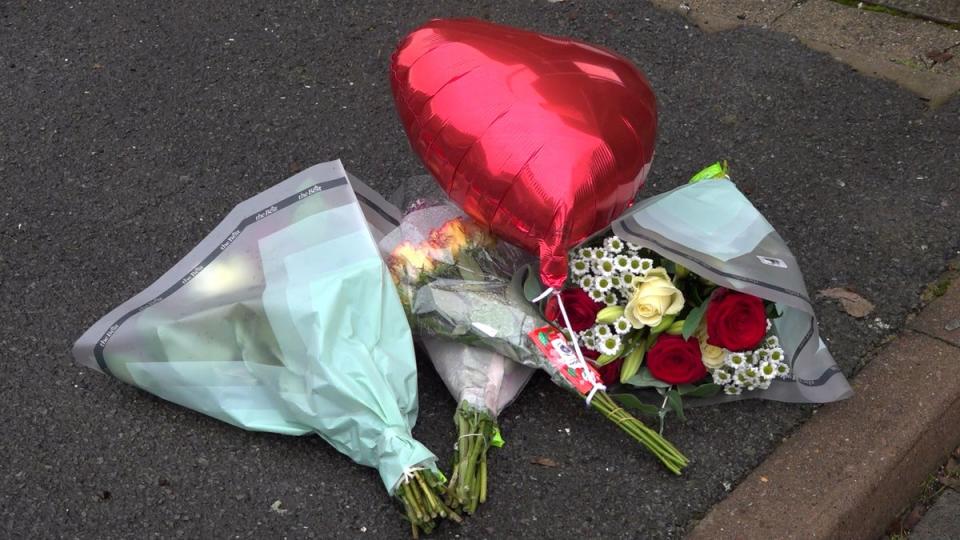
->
xmin=589 ymin=391 xmax=688 ymax=474
xmin=445 ymin=402 xmax=498 ymax=514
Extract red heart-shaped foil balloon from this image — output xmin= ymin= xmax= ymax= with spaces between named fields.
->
xmin=391 ymin=18 xmax=656 ymax=289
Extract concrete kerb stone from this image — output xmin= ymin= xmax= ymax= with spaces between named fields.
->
xmin=687 ymin=297 xmax=960 ymax=539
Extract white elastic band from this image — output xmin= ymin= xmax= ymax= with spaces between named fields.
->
xmin=553 ymin=290 xmax=606 ymax=407
xmin=400 ymin=465 xmax=426 ymax=485
xmin=531 ymin=286 xmax=555 ymax=303
xmin=458 ymin=433 xmax=484 ymax=440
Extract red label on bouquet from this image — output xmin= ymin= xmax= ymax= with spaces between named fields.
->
xmin=528 ymin=327 xmax=603 ymax=396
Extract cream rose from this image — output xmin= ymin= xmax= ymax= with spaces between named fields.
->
xmin=624 ymin=267 xmax=684 ymax=328
xmin=700 ymin=341 xmax=727 ymax=369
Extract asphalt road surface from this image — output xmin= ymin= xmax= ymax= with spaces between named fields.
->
xmin=2 ymin=1 xmax=958 ymax=538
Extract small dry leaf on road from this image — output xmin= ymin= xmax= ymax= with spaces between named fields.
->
xmin=818 ymin=288 xmax=875 ymax=318
xmin=270 ymin=500 xmax=289 ymax=515
xmin=531 ymin=456 xmax=559 ymax=467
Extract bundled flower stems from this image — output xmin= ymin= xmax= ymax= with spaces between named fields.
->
xmin=420 ymin=337 xmax=534 ymax=514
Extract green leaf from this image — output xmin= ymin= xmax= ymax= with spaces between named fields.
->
xmin=678 ymin=383 xmax=723 ymax=398
xmin=682 ymin=298 xmax=710 ymax=340
xmin=623 ymin=367 xmax=672 ymax=389
xmin=610 ymin=394 xmax=661 ymax=417
xmin=666 ymin=389 xmax=686 ymax=422
xmin=765 ymin=302 xmax=782 ymax=320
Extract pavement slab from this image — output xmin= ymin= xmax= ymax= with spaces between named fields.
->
xmin=2 ymin=1 xmax=960 ymax=538
xmin=867 ymin=0 xmax=960 ymax=26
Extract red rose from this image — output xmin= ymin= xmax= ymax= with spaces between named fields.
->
xmin=594 ymin=357 xmax=624 ymax=386
xmin=579 ymin=347 xmax=622 ymax=386
xmin=706 ymin=289 xmax=767 ymax=351
xmin=544 ymin=288 xmax=604 ymax=332
xmin=646 ymin=334 xmax=707 ymax=385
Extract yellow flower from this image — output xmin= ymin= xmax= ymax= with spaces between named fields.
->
xmin=430 ymin=218 xmax=469 ymax=257
xmin=391 ymin=242 xmax=435 ymax=277
xmin=624 ymin=267 xmax=684 ymax=328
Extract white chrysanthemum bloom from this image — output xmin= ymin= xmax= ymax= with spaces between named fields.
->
xmin=597 ymin=334 xmax=623 ymax=356
xmin=610 ymin=275 xmax=622 ymax=288
xmin=594 ymin=257 xmax=616 ymax=276
xmin=595 ymin=275 xmax=613 ymax=293
xmin=603 ymin=292 xmax=619 ymax=306
xmin=724 ymin=385 xmax=743 ymax=396
xmin=735 ymin=371 xmax=754 ymax=387
xmin=604 ymin=236 xmax=625 ymax=254
xmin=726 ymin=352 xmax=748 ymax=369
xmin=765 ymin=335 xmax=780 ymax=348
xmin=613 ymin=255 xmax=631 ymax=272
xmin=579 ymin=275 xmax=595 ymax=291
xmin=594 ymin=324 xmax=612 ymax=338
xmin=742 ymin=367 xmax=760 ymax=380
xmin=757 ymin=379 xmax=772 ymax=390
xmin=639 ymin=258 xmax=654 ymax=274
xmin=775 ymin=362 xmax=790 ymax=378
xmin=613 ymin=316 xmax=632 ymax=334
xmin=713 ymin=369 xmax=733 ymax=385
xmin=624 ymin=239 xmax=642 ymax=252
xmin=570 ymin=258 xmax=591 ymax=276
xmin=576 ymin=247 xmax=594 ymax=260
xmin=768 ymin=347 xmax=785 ymax=363
xmin=582 ymin=332 xmax=597 ymax=350
xmin=588 ymin=288 xmax=606 ymax=302
xmin=626 ymin=256 xmax=645 ymax=273
xmin=758 ymin=361 xmax=777 ymax=380
xmin=754 ymin=348 xmax=770 ymax=362
xmin=620 ymin=273 xmax=636 ymax=287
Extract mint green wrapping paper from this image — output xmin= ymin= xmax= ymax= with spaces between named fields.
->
xmin=73 ymin=160 xmax=436 ymax=493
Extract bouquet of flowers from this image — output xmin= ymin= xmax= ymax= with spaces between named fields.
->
xmin=552 ymin=163 xmax=852 ymax=426
xmin=72 ymin=162 xmax=459 ymax=537
xmin=382 ymin=199 xmax=689 ymax=479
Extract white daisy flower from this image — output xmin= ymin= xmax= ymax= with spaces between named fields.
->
xmin=597 ymin=334 xmax=623 ymax=356
xmin=765 ymin=335 xmax=780 ymax=348
xmin=578 ymin=275 xmax=596 ymax=291
xmin=594 ymin=324 xmax=612 ymax=338
xmin=594 ymin=275 xmax=613 ymax=293
xmin=713 ymin=369 xmax=733 ymax=385
xmin=724 ymin=385 xmax=743 ymax=396
xmin=743 ymin=366 xmax=760 ymax=379
xmin=604 ymin=236 xmax=625 ymax=254
xmin=603 ymin=292 xmax=619 ymax=306
xmin=582 ymin=332 xmax=597 ymax=350
xmin=576 ymin=247 xmax=594 ymax=260
xmin=735 ymin=371 xmax=754 ymax=387
xmin=754 ymin=348 xmax=770 ymax=362
xmin=775 ymin=362 xmax=790 ymax=378
xmin=594 ymin=257 xmax=616 ymax=276
xmin=636 ymin=258 xmax=654 ymax=274
xmin=613 ymin=255 xmax=631 ymax=272
xmin=757 ymin=379 xmax=772 ymax=390
xmin=725 ymin=352 xmax=748 ymax=370
xmin=613 ymin=316 xmax=632 ymax=334
xmin=588 ymin=288 xmax=606 ymax=302
xmin=624 ymin=239 xmax=642 ymax=252
xmin=570 ymin=258 xmax=591 ymax=276
xmin=610 ymin=275 xmax=622 ymax=288
xmin=758 ymin=361 xmax=777 ymax=380
xmin=768 ymin=347 xmax=785 ymax=363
